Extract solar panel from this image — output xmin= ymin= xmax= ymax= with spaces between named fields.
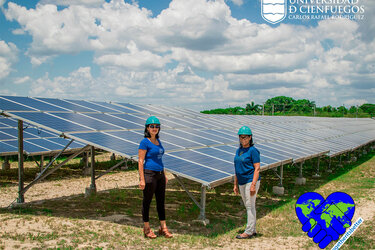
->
xmin=1 ymin=95 xmax=374 ymax=188
xmin=0 ymin=116 xmax=85 ymax=156
xmin=3 ymin=96 xmax=66 ymax=112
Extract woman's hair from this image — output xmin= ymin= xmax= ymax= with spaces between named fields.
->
xmin=144 ymin=125 xmax=160 ymax=139
xmin=239 ymin=135 xmax=254 ymax=148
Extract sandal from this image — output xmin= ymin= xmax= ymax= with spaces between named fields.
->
xmin=144 ymin=227 xmax=157 ymax=239
xmin=236 ymin=232 xmax=257 ymax=239
xmin=158 ymin=226 xmax=173 ymax=238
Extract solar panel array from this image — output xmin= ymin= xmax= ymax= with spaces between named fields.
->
xmin=1 ymin=95 xmax=374 ymax=187
xmin=0 ymin=116 xmax=85 ymax=156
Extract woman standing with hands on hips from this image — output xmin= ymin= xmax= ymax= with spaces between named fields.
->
xmin=233 ymin=126 xmax=261 ymax=239
xmin=138 ymin=116 xmax=173 ymax=239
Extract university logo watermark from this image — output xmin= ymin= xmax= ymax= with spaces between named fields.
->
xmin=261 ymin=0 xmax=287 ymax=24
xmin=261 ymin=0 xmax=365 ymax=24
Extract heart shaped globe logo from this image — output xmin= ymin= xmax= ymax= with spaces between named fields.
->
xmin=295 ymin=192 xmax=355 ymax=249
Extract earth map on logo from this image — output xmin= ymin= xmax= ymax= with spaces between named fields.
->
xmin=295 ymin=192 xmax=355 ymax=237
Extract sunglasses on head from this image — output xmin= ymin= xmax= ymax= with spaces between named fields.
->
xmin=149 ymin=124 xmax=160 ymax=129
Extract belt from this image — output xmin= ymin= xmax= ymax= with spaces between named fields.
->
xmin=144 ymin=169 xmax=164 ymax=174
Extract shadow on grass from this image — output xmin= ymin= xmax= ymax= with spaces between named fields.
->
xmin=0 ymin=150 xmax=373 ymax=239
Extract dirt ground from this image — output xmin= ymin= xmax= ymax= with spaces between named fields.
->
xmin=0 ymin=154 xmax=374 ymax=249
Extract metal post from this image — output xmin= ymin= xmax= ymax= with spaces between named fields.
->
xmin=273 ymin=164 xmax=285 ymax=194
xmin=110 ymin=153 xmax=116 ymax=161
xmin=40 ymin=155 xmax=44 ymax=171
xmin=296 ymin=162 xmax=306 ymax=185
xmin=198 ymin=185 xmax=207 ymax=222
xmin=356 ymin=105 xmax=358 ymax=119
xmin=272 ymin=104 xmax=274 ymax=116
xmin=280 ymin=164 xmax=283 ymax=186
xmin=262 ymin=103 xmax=264 ymax=116
xmin=17 ymin=120 xmax=24 ymax=203
xmin=90 ymin=146 xmax=96 ymax=190
xmin=327 ymin=157 xmax=332 ymax=173
xmin=2 ymin=156 xmax=10 ymax=170
xmin=313 ymin=157 xmax=321 ymax=178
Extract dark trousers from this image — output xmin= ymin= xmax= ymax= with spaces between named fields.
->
xmin=142 ymin=169 xmax=166 ymax=222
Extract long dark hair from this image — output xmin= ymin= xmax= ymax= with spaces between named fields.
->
xmin=239 ymin=135 xmax=254 ymax=148
xmin=144 ymin=125 xmax=160 ymax=139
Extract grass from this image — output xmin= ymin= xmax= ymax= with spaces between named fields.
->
xmin=0 ymin=148 xmax=374 ymax=248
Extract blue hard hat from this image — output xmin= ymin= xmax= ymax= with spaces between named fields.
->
xmin=238 ymin=126 xmax=252 ymax=135
xmin=145 ymin=116 xmax=160 ymax=125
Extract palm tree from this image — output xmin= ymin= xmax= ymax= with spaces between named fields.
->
xmin=246 ymin=102 xmax=261 ymax=114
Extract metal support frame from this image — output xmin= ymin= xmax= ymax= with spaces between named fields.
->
xmin=327 ymin=156 xmax=332 ymax=173
xmin=295 ymin=161 xmax=306 ymax=185
xmin=272 ymin=164 xmax=284 ymax=187
xmin=2 ymin=155 xmax=10 ymax=170
xmin=313 ymin=156 xmax=321 ymax=178
xmin=17 ymin=120 xmax=24 ymax=203
xmin=19 ymin=144 xmax=90 ymax=197
xmin=90 ymin=146 xmax=96 ymax=191
xmin=32 ymin=155 xmax=44 ymax=172
xmin=95 ymin=158 xmax=127 ymax=180
xmin=272 ymin=164 xmax=285 ymax=195
xmin=172 ymin=174 xmax=208 ymax=222
xmin=199 ymin=185 xmax=207 ymax=221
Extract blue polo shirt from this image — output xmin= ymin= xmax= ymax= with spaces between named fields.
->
xmin=234 ymin=146 xmax=261 ymax=185
xmin=139 ymin=138 xmax=164 ymax=171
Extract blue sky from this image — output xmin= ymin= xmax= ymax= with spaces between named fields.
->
xmin=0 ymin=0 xmax=374 ymax=110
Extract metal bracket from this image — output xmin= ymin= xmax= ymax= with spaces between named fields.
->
xmin=172 ymin=174 xmax=202 ymax=210
xmin=19 ymin=143 xmax=90 ymax=196
xmin=272 ymin=163 xmax=284 ymax=186
xmin=95 ymin=158 xmax=127 ymax=180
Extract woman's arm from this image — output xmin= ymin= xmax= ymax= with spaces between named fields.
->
xmin=233 ymin=175 xmax=239 ymax=195
xmin=138 ymin=149 xmax=147 ymax=190
xmin=250 ymin=162 xmax=260 ymax=196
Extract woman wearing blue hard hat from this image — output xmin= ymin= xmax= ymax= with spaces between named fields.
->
xmin=138 ymin=116 xmax=173 ymax=239
xmin=233 ymin=125 xmax=261 ymax=239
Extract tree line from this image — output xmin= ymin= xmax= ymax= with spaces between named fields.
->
xmin=201 ymin=96 xmax=375 ymax=118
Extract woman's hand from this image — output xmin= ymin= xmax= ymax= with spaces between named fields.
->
xmin=250 ymin=183 xmax=256 ymax=196
xmin=165 ymin=175 xmax=168 ymax=185
xmin=233 ymin=185 xmax=239 ymax=195
xmin=139 ymin=179 xmax=145 ymax=190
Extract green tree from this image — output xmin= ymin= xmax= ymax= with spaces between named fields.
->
xmin=290 ymin=99 xmax=315 ymax=113
xmin=360 ymin=104 xmax=375 ymax=116
xmin=246 ymin=102 xmax=261 ymax=114
xmin=265 ymin=96 xmax=295 ymax=113
xmin=337 ymin=105 xmax=348 ymax=116
xmin=348 ymin=106 xmax=357 ymax=113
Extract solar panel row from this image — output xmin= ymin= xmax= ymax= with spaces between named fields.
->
xmin=1 ymin=96 xmax=374 ymax=187
xmin=0 ymin=116 xmax=85 ymax=156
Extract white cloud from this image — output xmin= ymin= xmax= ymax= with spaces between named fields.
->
xmin=344 ymin=99 xmax=367 ymax=106
xmin=39 ymin=0 xmax=104 ymax=7
xmin=94 ymin=41 xmax=169 ymax=70
xmin=230 ymin=0 xmax=244 ymax=6
xmin=14 ymin=76 xmax=31 ymax=85
xmin=29 ymin=64 xmax=248 ymax=109
xmin=2 ymin=0 xmax=374 ymax=107
xmin=0 ymin=40 xmax=18 ymax=79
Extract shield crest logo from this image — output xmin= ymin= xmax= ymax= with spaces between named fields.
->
xmin=261 ymin=0 xmax=287 ymax=24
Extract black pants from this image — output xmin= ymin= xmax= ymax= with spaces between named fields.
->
xmin=142 ymin=169 xmax=166 ymax=222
